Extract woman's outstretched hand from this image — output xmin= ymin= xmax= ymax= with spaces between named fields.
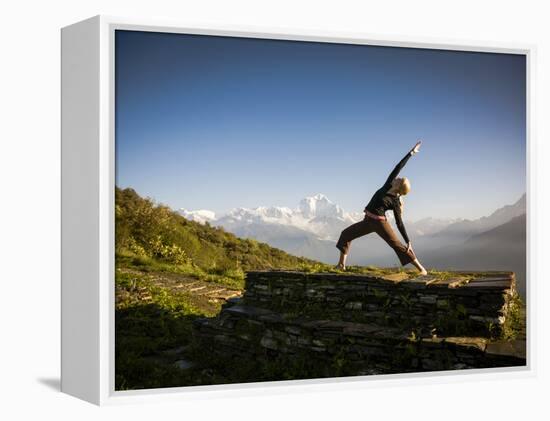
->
xmin=410 ymin=140 xmax=422 ymax=155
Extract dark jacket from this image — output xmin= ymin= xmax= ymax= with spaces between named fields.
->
xmin=364 ymin=151 xmax=413 ymax=243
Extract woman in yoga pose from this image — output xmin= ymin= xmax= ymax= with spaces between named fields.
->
xmin=336 ymin=141 xmax=428 ymax=275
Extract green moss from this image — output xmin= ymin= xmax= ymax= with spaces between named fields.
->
xmin=501 ymin=293 xmax=525 ymax=340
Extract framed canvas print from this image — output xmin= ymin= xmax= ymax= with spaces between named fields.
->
xmin=61 ymin=16 xmax=533 ymax=405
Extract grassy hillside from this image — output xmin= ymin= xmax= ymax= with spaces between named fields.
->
xmin=116 ymin=187 xmax=321 ymax=288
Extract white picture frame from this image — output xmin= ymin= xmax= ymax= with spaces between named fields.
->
xmin=61 ymin=15 xmax=535 ymax=406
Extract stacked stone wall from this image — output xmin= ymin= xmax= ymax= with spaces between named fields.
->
xmin=194 ymin=270 xmax=525 ymax=375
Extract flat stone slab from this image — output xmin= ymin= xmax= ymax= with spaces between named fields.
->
xmin=442 ymin=337 xmax=488 ymax=352
xmin=224 ymin=305 xmax=274 ymax=318
xmin=430 ymin=277 xmax=471 ymax=288
xmin=399 ymin=275 xmax=437 ymax=288
xmin=464 ymin=279 xmax=513 ymax=289
xmin=486 ymin=339 xmax=526 ymax=359
xmin=380 ymin=272 xmax=410 ymax=282
xmin=246 ymin=270 xmax=514 ymax=291
xmin=174 ymin=359 xmax=195 ymax=370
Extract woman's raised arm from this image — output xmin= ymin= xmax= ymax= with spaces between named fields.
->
xmin=383 ymin=141 xmax=422 ymax=187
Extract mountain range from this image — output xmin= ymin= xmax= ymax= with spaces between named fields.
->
xmin=180 ymin=193 xmax=472 ymax=241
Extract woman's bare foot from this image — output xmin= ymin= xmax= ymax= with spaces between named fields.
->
xmin=337 ymin=252 xmax=347 ymax=271
xmin=411 ymin=258 xmax=428 ymax=276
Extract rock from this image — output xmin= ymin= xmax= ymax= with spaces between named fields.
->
xmin=453 ymin=363 xmax=469 ymax=370
xmin=344 ymin=301 xmax=363 ymax=310
xmin=436 ymin=299 xmax=449 ymax=308
xmin=174 ymin=359 xmax=195 ymax=370
xmin=486 ymin=340 xmax=526 ymax=359
xmin=285 ymin=326 xmax=301 ymax=335
xmin=161 ymin=345 xmax=188 ymax=355
xmin=469 ymin=315 xmax=502 ymax=325
xmin=444 ymin=337 xmax=487 ymax=352
xmin=260 ymin=336 xmax=278 ymax=350
xmin=421 ymin=358 xmax=443 ymax=371
xmin=419 ymin=295 xmax=437 ymax=304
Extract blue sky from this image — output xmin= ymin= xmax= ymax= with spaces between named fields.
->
xmin=115 ymin=30 xmax=526 ymax=221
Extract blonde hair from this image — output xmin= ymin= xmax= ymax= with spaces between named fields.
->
xmin=397 ymin=177 xmax=411 ymax=195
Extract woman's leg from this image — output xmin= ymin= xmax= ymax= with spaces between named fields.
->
xmin=335 ymin=219 xmax=373 ymax=269
xmin=375 ymin=221 xmax=426 ymax=273
xmin=337 ymin=252 xmax=347 ymax=270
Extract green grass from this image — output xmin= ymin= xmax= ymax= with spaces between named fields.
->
xmin=501 ymin=293 xmax=525 ymax=340
xmin=115 ymin=270 xmax=215 ymax=390
xmin=116 ymin=250 xmax=246 ymax=290
xmin=297 ymin=262 xmax=411 ymax=275
xmin=296 ymin=262 xmax=468 ymax=281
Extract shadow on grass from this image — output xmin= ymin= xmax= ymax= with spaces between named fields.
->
xmin=115 ymin=301 xmax=211 ymax=391
xmin=115 ymin=301 xmax=348 ymax=391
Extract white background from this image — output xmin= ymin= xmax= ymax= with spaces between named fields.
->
xmin=1 ymin=0 xmax=548 ymax=419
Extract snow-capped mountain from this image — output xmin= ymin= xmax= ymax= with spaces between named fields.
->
xmin=213 ymin=194 xmax=360 ymax=261
xmin=298 ymin=194 xmax=345 ymax=219
xmin=181 ymin=194 xmax=361 ymax=241
xmin=209 ymin=196 xmax=461 ymax=242
xmin=178 ymin=209 xmax=216 ymax=225
xmin=179 ymin=193 xmax=466 ymax=243
xmin=217 ymin=206 xmax=302 ymax=228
